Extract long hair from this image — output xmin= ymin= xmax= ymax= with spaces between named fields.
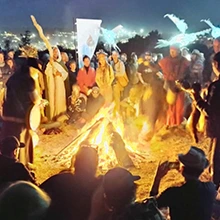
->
xmin=13 ymin=57 xmax=30 ymax=77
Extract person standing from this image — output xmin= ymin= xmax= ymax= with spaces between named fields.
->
xmin=111 ymin=51 xmax=129 ymax=113
xmin=45 ymin=47 xmax=68 ymax=121
xmin=77 ymin=55 xmax=96 ymax=96
xmin=2 ymin=56 xmax=42 ymax=168
xmin=61 ymin=52 xmax=69 ymax=65
xmin=123 ymin=52 xmax=139 ymax=98
xmin=150 ymin=147 xmax=216 ymax=220
xmin=68 ymin=60 xmax=78 ymax=91
xmin=7 ymin=50 xmax=15 ymax=60
xmin=188 ymin=49 xmax=205 ymax=86
xmin=0 ymin=52 xmax=11 ymax=84
xmin=96 ymin=50 xmax=114 ymax=104
xmin=61 ymin=52 xmax=71 ymax=99
xmin=159 ymin=45 xmax=190 ymax=127
xmin=137 ymin=51 xmax=165 ymax=140
xmin=0 ymin=136 xmax=36 ymax=185
xmin=192 ymin=52 xmax=220 ymax=188
xmin=6 ymin=58 xmax=15 ymax=75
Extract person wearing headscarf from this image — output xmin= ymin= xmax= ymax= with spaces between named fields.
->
xmin=20 ymin=45 xmax=47 ymax=122
xmin=111 ymin=51 xmax=129 ymax=113
xmin=95 ymin=50 xmax=115 ymax=104
xmin=44 ymin=47 xmax=68 ymax=121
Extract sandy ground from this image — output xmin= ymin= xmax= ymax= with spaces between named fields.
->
xmin=34 ymin=122 xmax=212 ymax=201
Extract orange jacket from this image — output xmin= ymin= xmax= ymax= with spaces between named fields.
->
xmin=77 ymin=67 xmax=96 ymax=95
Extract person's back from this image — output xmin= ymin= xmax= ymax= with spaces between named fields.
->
xmin=150 ymin=147 xmax=216 ymax=220
xmin=3 ymin=69 xmax=35 ymax=119
xmin=0 ymin=181 xmax=50 ymax=220
xmin=196 ymin=78 xmax=220 ymax=138
xmin=0 ymin=136 xmax=35 ymax=186
xmin=41 ymin=147 xmax=100 ymax=220
xmin=157 ymin=180 xmax=216 ymax=220
xmin=0 ymin=154 xmax=35 ymax=185
xmin=41 ymin=172 xmax=101 ymax=220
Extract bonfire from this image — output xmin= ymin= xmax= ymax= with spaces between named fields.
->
xmin=55 ymin=104 xmax=149 ymax=171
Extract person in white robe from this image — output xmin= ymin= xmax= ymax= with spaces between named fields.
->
xmin=45 ymin=47 xmax=68 ymax=121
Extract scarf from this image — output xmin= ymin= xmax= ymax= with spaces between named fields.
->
xmin=0 ymin=62 xmax=5 ymax=68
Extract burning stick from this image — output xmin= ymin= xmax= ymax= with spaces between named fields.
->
xmin=56 ymin=117 xmax=104 ymax=156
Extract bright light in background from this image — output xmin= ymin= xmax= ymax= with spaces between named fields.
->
xmin=63 ymin=40 xmax=67 ymax=44
xmin=140 ymin=29 xmax=144 ymax=34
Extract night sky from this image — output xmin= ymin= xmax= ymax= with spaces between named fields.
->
xmin=0 ymin=0 xmax=219 ymax=33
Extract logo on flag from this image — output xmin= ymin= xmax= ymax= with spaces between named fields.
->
xmin=76 ymin=18 xmax=102 ymax=68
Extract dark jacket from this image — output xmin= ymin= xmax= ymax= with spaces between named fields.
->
xmin=196 ymin=78 xmax=220 ymax=138
xmin=40 ymin=173 xmax=102 ymax=220
xmin=0 ymin=154 xmax=35 ymax=185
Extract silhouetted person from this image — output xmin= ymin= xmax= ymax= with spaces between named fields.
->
xmin=150 ymin=147 xmax=216 ymax=220
xmin=0 ymin=181 xmax=50 ymax=220
xmin=0 ymin=136 xmax=36 ymax=188
xmin=89 ymin=167 xmax=164 ymax=220
xmin=192 ymin=52 xmax=220 ymax=188
xmin=40 ymin=147 xmax=101 ymax=220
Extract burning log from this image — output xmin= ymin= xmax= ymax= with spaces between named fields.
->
xmin=109 ymin=129 xmax=134 ymax=168
xmin=54 ymin=104 xmax=148 ymax=170
xmin=56 ymin=117 xmax=104 ymax=156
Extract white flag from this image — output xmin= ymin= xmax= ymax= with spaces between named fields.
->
xmin=76 ymin=18 xmax=102 ymax=68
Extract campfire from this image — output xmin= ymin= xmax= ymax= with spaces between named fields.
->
xmin=55 ymin=104 xmax=149 ymax=171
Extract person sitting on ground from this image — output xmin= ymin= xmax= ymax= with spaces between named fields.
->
xmin=150 ymin=146 xmax=216 ymax=220
xmin=89 ymin=167 xmax=164 ymax=220
xmin=65 ymin=84 xmax=87 ymax=124
xmin=81 ymin=86 xmax=105 ymax=122
xmin=0 ymin=136 xmax=36 ymax=188
xmin=0 ymin=181 xmax=51 ymax=220
xmin=40 ymin=146 xmax=102 ymax=220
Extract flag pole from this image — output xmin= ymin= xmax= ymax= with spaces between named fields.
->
xmin=73 ymin=17 xmax=78 ymax=64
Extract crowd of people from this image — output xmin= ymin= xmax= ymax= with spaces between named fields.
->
xmin=0 ymin=35 xmax=220 ymax=219
xmin=0 ymin=139 xmax=217 ymax=220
